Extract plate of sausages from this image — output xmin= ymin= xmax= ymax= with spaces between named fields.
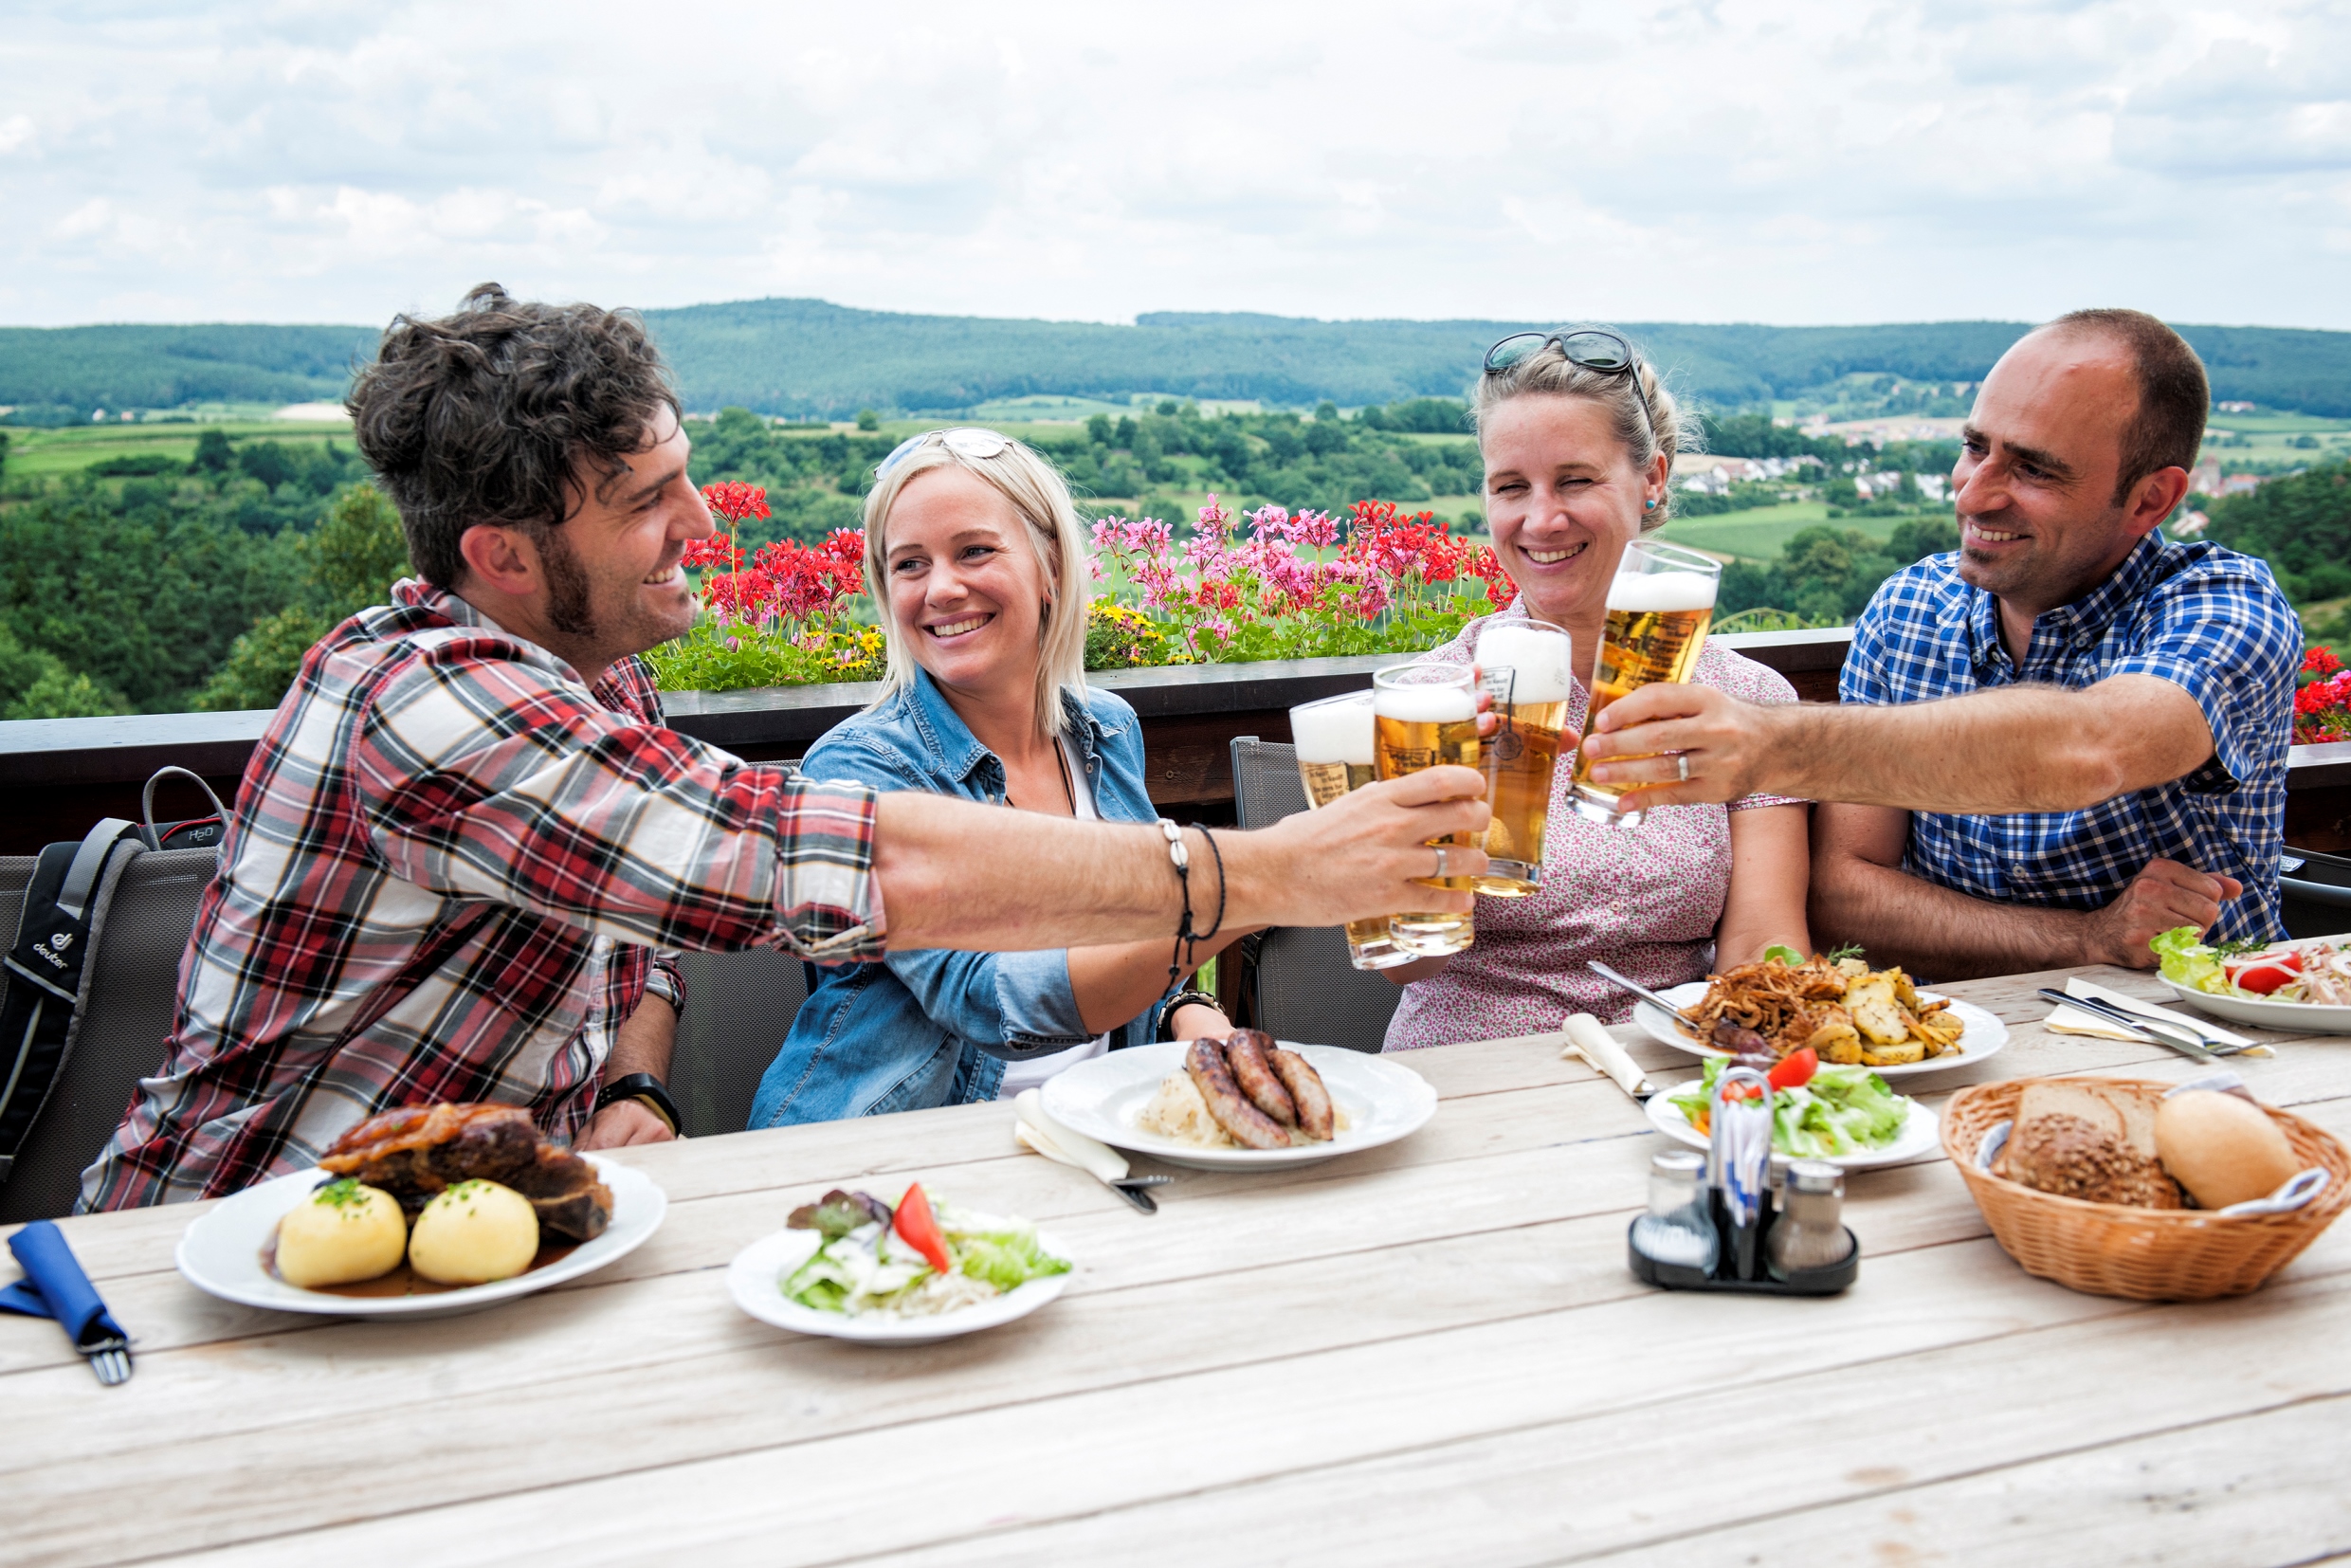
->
xmin=1039 ymin=1032 xmax=1438 ymax=1171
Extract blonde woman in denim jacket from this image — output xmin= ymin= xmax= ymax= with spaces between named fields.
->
xmin=750 ymin=431 xmax=1242 ymax=1126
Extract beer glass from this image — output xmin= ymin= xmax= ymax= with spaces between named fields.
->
xmin=1468 ymin=621 xmax=1572 ymax=896
xmin=1567 ymin=538 xmax=1722 ymax=830
xmin=1372 ymin=664 xmax=1481 ymax=956
xmin=1289 ymin=692 xmax=1416 ymax=971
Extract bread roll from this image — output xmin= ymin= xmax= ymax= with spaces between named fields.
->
xmin=2000 ymin=1082 xmax=2181 ymax=1209
xmin=2157 ymin=1090 xmax=2299 ymax=1210
xmin=277 ymin=1178 xmax=408 ymax=1287
xmin=408 ymin=1179 xmax=540 ymax=1285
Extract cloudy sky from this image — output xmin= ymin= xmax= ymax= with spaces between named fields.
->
xmin=3 ymin=0 xmax=2346 ymax=330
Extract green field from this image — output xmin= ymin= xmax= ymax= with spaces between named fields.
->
xmin=1656 ymin=501 xmax=1901 ymax=560
xmin=3 ymin=420 xmax=356 ymax=479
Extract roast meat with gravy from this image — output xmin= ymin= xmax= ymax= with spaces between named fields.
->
xmin=319 ymin=1103 xmax=613 ymax=1242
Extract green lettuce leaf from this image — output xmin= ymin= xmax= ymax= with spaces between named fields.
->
xmin=2150 ymin=926 xmax=2228 ymax=994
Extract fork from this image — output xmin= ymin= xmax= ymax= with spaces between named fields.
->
xmin=1107 ymin=1176 xmax=1176 ymax=1215
xmin=79 ymin=1332 xmax=133 ymax=1387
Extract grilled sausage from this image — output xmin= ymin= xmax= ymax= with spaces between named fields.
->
xmin=1268 ymin=1048 xmax=1334 ymax=1141
xmin=1184 ymin=1038 xmax=1292 ymax=1151
xmin=1223 ymin=1029 xmax=1297 ymax=1126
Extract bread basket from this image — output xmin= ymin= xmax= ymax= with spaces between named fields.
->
xmin=1941 ymin=1078 xmax=2350 ymax=1301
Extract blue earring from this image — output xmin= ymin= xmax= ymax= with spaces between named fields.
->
xmin=1644 ymin=499 xmax=1657 ymax=510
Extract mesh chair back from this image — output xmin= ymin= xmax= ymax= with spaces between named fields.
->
xmin=0 ymin=848 xmax=215 ymax=1223
xmin=1229 ymin=738 xmax=1402 ymax=1053
xmin=668 ymin=949 xmax=811 ymax=1137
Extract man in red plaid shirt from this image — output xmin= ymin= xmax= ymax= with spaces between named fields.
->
xmin=82 ymin=285 xmax=1491 ymax=1209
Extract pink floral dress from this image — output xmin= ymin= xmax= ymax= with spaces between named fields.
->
xmin=1383 ymin=602 xmax=1804 ymax=1051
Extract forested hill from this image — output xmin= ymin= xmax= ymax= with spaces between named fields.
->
xmin=6 ymin=303 xmax=2350 ymax=419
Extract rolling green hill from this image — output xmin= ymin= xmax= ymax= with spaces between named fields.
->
xmin=7 ymin=304 xmax=2350 ymax=420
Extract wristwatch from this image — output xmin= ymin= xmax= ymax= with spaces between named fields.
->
xmin=595 ymin=1071 xmax=681 ymax=1136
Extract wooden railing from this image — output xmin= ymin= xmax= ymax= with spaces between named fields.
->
xmin=6 ymin=626 xmax=2346 ymax=854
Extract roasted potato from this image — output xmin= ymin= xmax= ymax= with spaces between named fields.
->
xmin=1862 ymin=1039 xmax=1928 ymax=1067
xmin=1845 ymin=974 xmax=1911 ymax=1047
xmin=1805 ymin=1007 xmax=1864 ymax=1064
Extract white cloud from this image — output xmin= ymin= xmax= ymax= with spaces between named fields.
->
xmin=0 ymin=0 xmax=2345 ymax=327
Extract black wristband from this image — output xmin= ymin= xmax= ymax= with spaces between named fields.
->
xmin=595 ymin=1071 xmax=680 ymax=1136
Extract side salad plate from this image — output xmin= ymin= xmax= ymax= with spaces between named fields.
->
xmin=1631 ymin=982 xmax=2008 ymax=1078
xmin=174 ymin=1153 xmax=667 ymax=1319
xmin=1646 ymin=1058 xmax=1939 ymax=1170
xmin=2153 ymin=926 xmax=2351 ymax=1032
xmin=728 ymin=1186 xmax=1072 ymax=1344
xmin=1040 ymin=1040 xmax=1437 ymax=1171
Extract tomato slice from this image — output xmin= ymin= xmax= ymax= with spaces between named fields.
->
xmin=1768 ymin=1048 xmax=1819 ymax=1090
xmin=892 ymin=1182 xmax=953 ymax=1275
xmin=2230 ymin=958 xmax=2301 ymax=994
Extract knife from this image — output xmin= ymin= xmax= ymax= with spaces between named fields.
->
xmin=2035 ymin=988 xmax=2225 ymax=1062
xmin=1587 ymin=960 xmax=1707 ymax=1034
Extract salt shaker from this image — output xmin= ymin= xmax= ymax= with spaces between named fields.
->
xmin=1768 ymin=1158 xmax=1854 ymax=1276
xmin=1631 ymin=1148 xmax=1717 ymax=1272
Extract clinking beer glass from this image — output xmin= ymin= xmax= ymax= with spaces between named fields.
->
xmin=1372 ymin=664 xmax=1481 ymax=956
xmin=1466 ymin=621 xmax=1572 ymax=897
xmin=1567 ymin=538 xmax=1722 ymax=830
xmin=1288 ymin=691 xmax=1416 ymax=971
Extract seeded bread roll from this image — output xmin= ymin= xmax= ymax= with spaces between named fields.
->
xmin=1997 ymin=1082 xmax=2182 ymax=1209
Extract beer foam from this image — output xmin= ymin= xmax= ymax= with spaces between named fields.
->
xmin=1374 ymin=683 xmax=1478 ymax=723
xmin=1291 ymin=694 xmax=1376 ymax=766
xmin=1475 ymin=625 xmax=1574 ymax=704
xmin=1605 ymin=570 xmax=1718 ymax=612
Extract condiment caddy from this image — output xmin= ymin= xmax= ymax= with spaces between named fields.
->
xmin=1628 ymin=1065 xmax=1860 ymax=1295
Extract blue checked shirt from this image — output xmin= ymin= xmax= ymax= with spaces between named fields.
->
xmin=1841 ymin=533 xmax=2300 ymax=945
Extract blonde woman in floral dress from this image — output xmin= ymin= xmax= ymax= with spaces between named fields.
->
xmin=1382 ymin=330 xmax=1813 ymax=1050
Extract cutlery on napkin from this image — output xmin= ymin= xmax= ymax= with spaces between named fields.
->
xmin=1011 ymin=1089 xmax=1166 ymax=1214
xmin=1562 ymin=1012 xmax=1656 ymax=1099
xmin=0 ymin=1220 xmax=133 ymax=1385
xmin=2043 ymin=976 xmax=2269 ymax=1056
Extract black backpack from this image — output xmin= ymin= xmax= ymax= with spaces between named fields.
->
xmin=0 ymin=769 xmax=226 ymax=1186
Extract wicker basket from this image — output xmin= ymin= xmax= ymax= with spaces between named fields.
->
xmin=1941 ymin=1078 xmax=2350 ymax=1302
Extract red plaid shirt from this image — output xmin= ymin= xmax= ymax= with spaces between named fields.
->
xmin=82 ymin=581 xmax=884 ymax=1210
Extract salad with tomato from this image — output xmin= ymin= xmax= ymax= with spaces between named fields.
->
xmin=1668 ymin=1051 xmax=1913 ymax=1159
xmin=780 ymin=1184 xmax=1070 ymax=1319
xmin=2153 ymin=927 xmax=2351 ymax=1005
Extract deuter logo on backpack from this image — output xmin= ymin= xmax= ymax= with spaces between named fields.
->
xmin=30 ymin=933 xmax=74 ymax=970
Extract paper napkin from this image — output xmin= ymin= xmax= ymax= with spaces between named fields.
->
xmin=1562 ymin=1012 xmax=1656 ymax=1099
xmin=1011 ymin=1088 xmax=1129 ymax=1183
xmin=2044 ymin=975 xmax=2265 ymax=1053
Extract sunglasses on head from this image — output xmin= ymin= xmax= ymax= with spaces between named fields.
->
xmin=875 ymin=426 xmax=1015 ymax=481
xmin=1484 ymin=326 xmax=1656 ymax=451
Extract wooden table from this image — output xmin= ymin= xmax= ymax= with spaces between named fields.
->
xmin=8 ymin=963 xmax=2351 ymax=1567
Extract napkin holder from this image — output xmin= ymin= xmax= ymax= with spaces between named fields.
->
xmin=1628 ymin=1067 xmax=1859 ymax=1297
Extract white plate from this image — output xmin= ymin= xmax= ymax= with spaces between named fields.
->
xmin=1631 ymin=982 xmax=2007 ymax=1078
xmin=2160 ymin=981 xmax=2351 ymax=1034
xmin=1039 ymin=1041 xmax=1437 ymax=1171
xmin=173 ymin=1153 xmax=666 ymax=1319
xmin=727 ymin=1226 xmax=1073 ymax=1343
xmin=1645 ymin=1086 xmax=1941 ymax=1171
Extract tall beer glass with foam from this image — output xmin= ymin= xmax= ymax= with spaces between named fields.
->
xmin=1372 ymin=664 xmax=1481 ymax=956
xmin=1567 ymin=538 xmax=1721 ymax=830
xmin=1288 ymin=691 xmax=1416 ymax=971
xmin=1467 ymin=621 xmax=1571 ymax=896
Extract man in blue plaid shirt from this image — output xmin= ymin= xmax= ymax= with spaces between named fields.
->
xmin=1580 ymin=309 xmax=2299 ymax=978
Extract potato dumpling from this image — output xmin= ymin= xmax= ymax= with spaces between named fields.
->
xmin=407 ymin=1179 xmax=539 ymax=1285
xmin=277 ymin=1178 xmax=408 ymax=1287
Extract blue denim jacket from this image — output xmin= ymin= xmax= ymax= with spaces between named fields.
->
xmin=748 ymin=669 xmax=1174 ymax=1127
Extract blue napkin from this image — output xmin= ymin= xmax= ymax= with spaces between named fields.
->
xmin=0 ymin=1219 xmax=125 ymax=1347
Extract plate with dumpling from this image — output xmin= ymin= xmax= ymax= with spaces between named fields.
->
xmin=173 ymin=1103 xmax=667 ymax=1318
xmin=1039 ymin=1033 xmax=1438 ymax=1171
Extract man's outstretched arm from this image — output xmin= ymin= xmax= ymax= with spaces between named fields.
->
xmin=1580 ymin=674 xmax=2214 ymax=815
xmin=1810 ymin=801 xmax=2243 ymax=980
xmin=872 ymin=765 xmax=1492 ymax=953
